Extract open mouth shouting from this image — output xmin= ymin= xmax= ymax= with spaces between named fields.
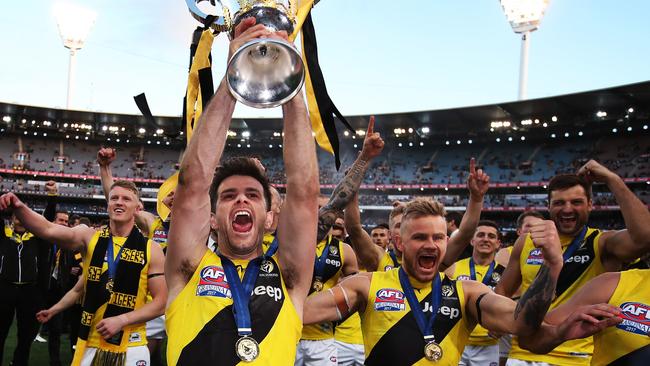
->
xmin=417 ymin=250 xmax=439 ymax=272
xmin=232 ymin=209 xmax=253 ymax=233
xmin=557 ymin=213 xmax=578 ymax=231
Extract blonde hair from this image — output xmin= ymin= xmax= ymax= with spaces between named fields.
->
xmin=110 ymin=180 xmax=140 ymax=200
xmin=402 ymin=198 xmax=446 ymax=222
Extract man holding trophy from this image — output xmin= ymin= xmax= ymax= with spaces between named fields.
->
xmin=165 ymin=1 xmax=320 ymax=365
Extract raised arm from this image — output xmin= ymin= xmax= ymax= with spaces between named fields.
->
xmin=166 ymin=23 xmax=261 ymax=295
xmin=494 ymin=233 xmax=525 ymax=297
xmin=36 ymin=275 xmax=85 ymax=324
xmin=344 ymin=193 xmax=385 ymax=271
xmin=317 ymin=116 xmax=384 ymax=242
xmin=440 ymin=158 xmax=488 ymax=271
xmin=577 ymin=160 xmax=650 ymax=265
xmin=465 ymin=220 xmax=563 ymax=337
xmin=304 ymin=272 xmax=372 ymax=325
xmin=43 ymin=181 xmax=58 ymax=221
xmin=0 ymin=193 xmax=91 ymax=252
xmin=96 ymin=242 xmax=167 ymax=339
xmin=97 ymin=147 xmax=116 ymax=202
xmin=275 ymin=74 xmax=319 ymax=308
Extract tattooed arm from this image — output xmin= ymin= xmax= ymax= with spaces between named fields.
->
xmin=317 ymin=116 xmax=384 ymax=242
xmin=464 ymin=220 xmax=564 ymax=336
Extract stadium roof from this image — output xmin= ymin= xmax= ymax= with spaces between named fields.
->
xmin=1 ymin=80 xmax=648 ymax=138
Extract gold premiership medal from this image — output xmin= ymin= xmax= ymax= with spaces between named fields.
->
xmin=106 ymin=278 xmax=114 ymax=293
xmin=312 ymin=279 xmax=324 ymax=292
xmin=424 ymin=341 xmax=443 ymax=362
xmin=235 ymin=336 xmax=260 ymax=362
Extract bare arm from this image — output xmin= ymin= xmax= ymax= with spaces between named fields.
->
xmin=36 ymin=275 xmax=85 ymax=323
xmin=494 ymin=234 xmax=525 ymax=297
xmin=467 ymin=221 xmax=564 ymax=337
xmin=135 ymin=211 xmax=157 ymax=236
xmin=304 ymin=272 xmax=371 ymax=325
xmin=97 ymin=147 xmax=116 ymax=201
xmin=0 ymin=193 xmax=91 ymax=252
xmin=166 ymin=22 xmax=270 ymax=300
xmin=519 ymin=304 xmax=621 ymax=354
xmin=344 ymin=193 xmax=385 ymax=271
xmin=96 ymin=242 xmax=167 ymax=339
xmin=577 ymin=160 xmax=650 ymax=265
xmin=441 ymin=158 xmax=488 ymax=271
xmin=317 ymin=117 xmax=384 ymax=242
xmin=342 ymin=243 xmax=359 ymax=276
xmin=276 ymin=90 xmax=319 ymax=309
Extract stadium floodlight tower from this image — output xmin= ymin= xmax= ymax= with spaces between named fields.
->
xmin=500 ymin=0 xmax=549 ymax=100
xmin=54 ymin=2 xmax=97 ymax=109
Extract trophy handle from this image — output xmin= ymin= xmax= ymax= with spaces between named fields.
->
xmin=186 ymin=0 xmax=233 ymax=32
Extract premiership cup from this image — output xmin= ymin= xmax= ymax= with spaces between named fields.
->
xmin=186 ymin=0 xmax=305 ymax=108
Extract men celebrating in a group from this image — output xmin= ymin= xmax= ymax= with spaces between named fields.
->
xmin=0 ymin=179 xmax=167 ymax=366
xmin=498 ymin=159 xmax=650 ymax=366
xmin=446 ymin=220 xmax=506 ymax=366
xmin=345 ymin=158 xmax=490 ymax=273
xmin=164 ymin=19 xmax=319 ymax=365
xmin=303 ymin=198 xmax=620 ymax=365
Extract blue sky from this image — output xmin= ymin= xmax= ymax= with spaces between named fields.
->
xmin=1 ymin=0 xmax=649 ymax=118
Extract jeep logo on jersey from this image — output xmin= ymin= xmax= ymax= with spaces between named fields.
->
xmin=423 ymin=303 xmax=460 ymax=318
xmin=196 ymin=266 xmax=231 ymax=298
xmin=565 ymin=255 xmax=590 ymax=264
xmin=326 ymin=258 xmax=341 ymax=267
xmin=526 ymin=248 xmax=544 ymax=265
xmin=617 ymin=302 xmax=650 ymax=336
xmin=253 ymin=285 xmax=283 ymax=302
xmin=374 ymin=288 xmax=406 ymax=311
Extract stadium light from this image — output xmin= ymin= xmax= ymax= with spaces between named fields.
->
xmin=500 ymin=0 xmax=550 ymax=100
xmin=54 ymin=2 xmax=97 ymax=109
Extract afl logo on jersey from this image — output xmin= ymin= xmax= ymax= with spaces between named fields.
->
xmin=374 ymin=288 xmax=406 ymax=311
xmin=456 ymin=275 xmax=471 ymax=281
xmin=152 ymin=229 xmax=168 ymax=244
xmin=196 ymin=266 xmax=231 ymax=298
xmin=617 ymin=302 xmax=650 ymax=336
xmin=526 ymin=248 xmax=544 ymax=265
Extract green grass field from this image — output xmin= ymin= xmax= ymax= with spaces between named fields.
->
xmin=2 ymin=321 xmax=74 ymax=365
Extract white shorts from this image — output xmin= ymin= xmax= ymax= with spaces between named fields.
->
xmin=505 ymin=360 xmax=553 ymax=366
xmin=81 ymin=345 xmax=150 ymax=366
xmin=459 ymin=344 xmax=499 ymax=366
xmin=335 ymin=340 xmax=364 ymax=366
xmin=499 ymin=334 xmax=513 ymax=358
xmin=294 ymin=338 xmax=338 ymax=366
xmin=145 ymin=315 xmax=166 ymax=340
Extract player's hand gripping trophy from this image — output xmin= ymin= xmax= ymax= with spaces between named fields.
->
xmin=186 ymin=0 xmax=305 ymax=108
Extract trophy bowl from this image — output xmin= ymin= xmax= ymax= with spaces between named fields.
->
xmin=186 ymin=0 xmax=305 ymax=108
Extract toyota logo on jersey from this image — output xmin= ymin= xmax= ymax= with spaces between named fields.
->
xmin=196 ymin=266 xmax=231 ymax=298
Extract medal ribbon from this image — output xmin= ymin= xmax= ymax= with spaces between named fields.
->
xmin=389 ymin=249 xmax=400 ymax=268
xmin=469 ymin=258 xmax=496 ymax=285
xmin=106 ymin=236 xmax=125 ymax=284
xmin=312 ymin=236 xmax=331 ymax=282
xmin=219 ymin=255 xmax=265 ymax=336
xmin=562 ymin=226 xmax=588 ymax=262
xmin=398 ymin=267 xmax=442 ymax=342
xmin=265 ymin=236 xmax=279 ymax=257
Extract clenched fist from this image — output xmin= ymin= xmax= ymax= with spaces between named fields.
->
xmin=97 ymin=147 xmax=116 ymax=167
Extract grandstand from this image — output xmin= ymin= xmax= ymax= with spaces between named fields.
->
xmin=0 ymin=81 xmax=648 ymax=233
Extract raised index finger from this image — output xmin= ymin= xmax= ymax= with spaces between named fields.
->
xmin=367 ymin=116 xmax=375 ymax=135
xmin=469 ymin=158 xmax=476 ymax=175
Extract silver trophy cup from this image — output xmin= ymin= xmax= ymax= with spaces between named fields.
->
xmin=186 ymin=0 xmax=305 ymax=108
